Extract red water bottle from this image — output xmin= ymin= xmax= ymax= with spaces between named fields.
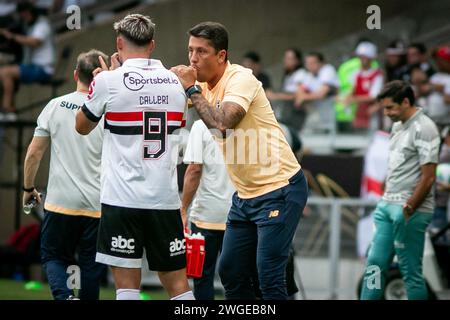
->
xmin=185 ymin=228 xmax=205 ymax=278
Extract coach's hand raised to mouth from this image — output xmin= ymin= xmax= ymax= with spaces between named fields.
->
xmin=171 ymin=65 xmax=197 ymax=90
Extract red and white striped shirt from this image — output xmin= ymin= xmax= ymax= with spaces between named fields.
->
xmin=83 ymin=58 xmax=187 ymax=209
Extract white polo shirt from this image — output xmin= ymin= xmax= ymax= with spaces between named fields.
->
xmin=183 ymin=120 xmax=235 ymax=230
xmin=82 ymin=58 xmax=187 ymax=210
xmin=34 ymin=91 xmax=103 ymax=218
xmin=26 ymin=16 xmax=55 ymax=74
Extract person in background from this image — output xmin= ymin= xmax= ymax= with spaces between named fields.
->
xmin=360 ymin=81 xmax=439 ymax=300
xmin=242 ymin=51 xmax=271 ymax=91
xmin=0 ymin=1 xmax=55 ymax=120
xmin=23 ymin=49 xmax=108 ymax=300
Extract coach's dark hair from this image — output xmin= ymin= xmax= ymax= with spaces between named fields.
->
xmin=76 ymin=49 xmax=109 ymax=86
xmin=114 ymin=14 xmax=155 ymax=47
xmin=377 ymin=80 xmax=416 ymax=106
xmin=188 ymin=22 xmax=228 ymax=61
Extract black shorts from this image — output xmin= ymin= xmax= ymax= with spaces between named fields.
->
xmin=96 ymin=204 xmax=186 ymax=271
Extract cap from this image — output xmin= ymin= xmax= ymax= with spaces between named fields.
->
xmin=355 ymin=41 xmax=377 ymax=59
xmin=436 ymin=45 xmax=450 ymax=62
xmin=386 ymin=40 xmax=407 ymax=55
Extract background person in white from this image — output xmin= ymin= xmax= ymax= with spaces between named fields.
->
xmin=75 ymin=14 xmax=194 ymax=301
xmin=0 ymin=1 xmax=55 ymax=120
xmin=182 ymin=119 xmax=235 ymax=300
xmin=294 ymin=52 xmax=339 ymax=133
xmin=22 ymin=49 xmax=107 ymax=300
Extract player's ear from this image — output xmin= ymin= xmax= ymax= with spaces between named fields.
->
xmin=149 ymin=40 xmax=156 ymax=54
xmin=117 ymin=36 xmax=124 ymax=51
xmin=73 ymin=70 xmax=78 ymax=82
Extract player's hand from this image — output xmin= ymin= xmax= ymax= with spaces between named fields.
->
xmin=170 ymin=65 xmax=197 ymax=90
xmin=110 ymin=52 xmax=121 ymax=70
xmin=402 ymin=203 xmax=414 ymax=223
xmin=22 ymin=188 xmax=41 ymax=207
xmin=92 ymin=55 xmax=108 ymax=77
xmin=180 ymin=207 xmax=188 ymax=228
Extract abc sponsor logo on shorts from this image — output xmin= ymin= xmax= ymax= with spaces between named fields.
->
xmin=123 ymin=72 xmax=179 ymax=91
xmin=111 ymin=235 xmax=135 ymax=254
xmin=169 ymin=238 xmax=185 ymax=257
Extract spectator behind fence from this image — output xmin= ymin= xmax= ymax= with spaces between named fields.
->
xmin=241 ymin=51 xmax=271 ymax=91
xmin=0 ymin=1 xmax=55 ymax=121
xmin=295 ymin=51 xmax=339 ymax=134
xmin=335 ymin=39 xmax=379 ymax=133
xmin=384 ymin=39 xmax=408 ymax=82
xmin=432 ymin=126 xmax=450 ymax=234
xmin=416 ymin=45 xmax=450 ymax=126
xmin=410 ymin=64 xmax=432 ymax=117
xmin=0 ymin=1 xmax=23 ymax=65
xmin=341 ymin=42 xmax=383 ymax=132
xmin=266 ymin=48 xmax=306 ymax=129
xmin=405 ymin=43 xmax=435 ymax=82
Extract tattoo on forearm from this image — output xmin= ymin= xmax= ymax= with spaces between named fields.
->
xmin=190 ymin=93 xmax=246 ymax=135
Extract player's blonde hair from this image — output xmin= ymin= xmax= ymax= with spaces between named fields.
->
xmin=113 ymin=14 xmax=155 ymax=46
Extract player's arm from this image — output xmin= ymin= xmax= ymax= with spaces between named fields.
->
xmin=23 ymin=136 xmax=49 ymax=206
xmin=404 ymin=163 xmax=437 ymax=220
xmin=189 ymin=93 xmax=246 ymax=136
xmin=75 ymin=105 xmax=100 ymax=135
xmin=181 ymin=163 xmax=203 ymax=227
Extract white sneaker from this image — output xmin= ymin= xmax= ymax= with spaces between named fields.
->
xmin=66 ymin=295 xmax=80 ymax=300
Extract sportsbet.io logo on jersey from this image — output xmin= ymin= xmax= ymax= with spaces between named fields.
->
xmin=111 ymin=235 xmax=135 ymax=254
xmin=169 ymin=238 xmax=186 ymax=257
xmin=123 ymin=72 xmax=179 ymax=91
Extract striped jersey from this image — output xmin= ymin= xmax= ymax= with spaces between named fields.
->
xmin=82 ymin=58 xmax=187 ymax=209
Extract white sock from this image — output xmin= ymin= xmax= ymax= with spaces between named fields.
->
xmin=170 ymin=290 xmax=195 ymax=300
xmin=116 ymin=288 xmax=140 ymax=300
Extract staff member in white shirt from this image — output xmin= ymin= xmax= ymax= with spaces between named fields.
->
xmin=23 ymin=49 xmax=107 ymax=300
xmin=182 ymin=119 xmax=236 ymax=300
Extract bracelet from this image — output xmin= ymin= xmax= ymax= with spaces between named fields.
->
xmin=22 ymin=186 xmax=35 ymax=192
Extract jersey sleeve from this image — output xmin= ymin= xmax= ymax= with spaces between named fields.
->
xmin=222 ymin=70 xmax=259 ymax=112
xmin=183 ymin=120 xmax=205 ymax=164
xmin=414 ymin=122 xmax=440 ymax=165
xmin=34 ymin=99 xmax=54 ymax=137
xmin=31 ymin=19 xmax=51 ymax=41
xmin=82 ymin=72 xmax=109 ymax=122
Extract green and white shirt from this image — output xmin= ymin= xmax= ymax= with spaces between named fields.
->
xmin=382 ymin=108 xmax=440 ymax=213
